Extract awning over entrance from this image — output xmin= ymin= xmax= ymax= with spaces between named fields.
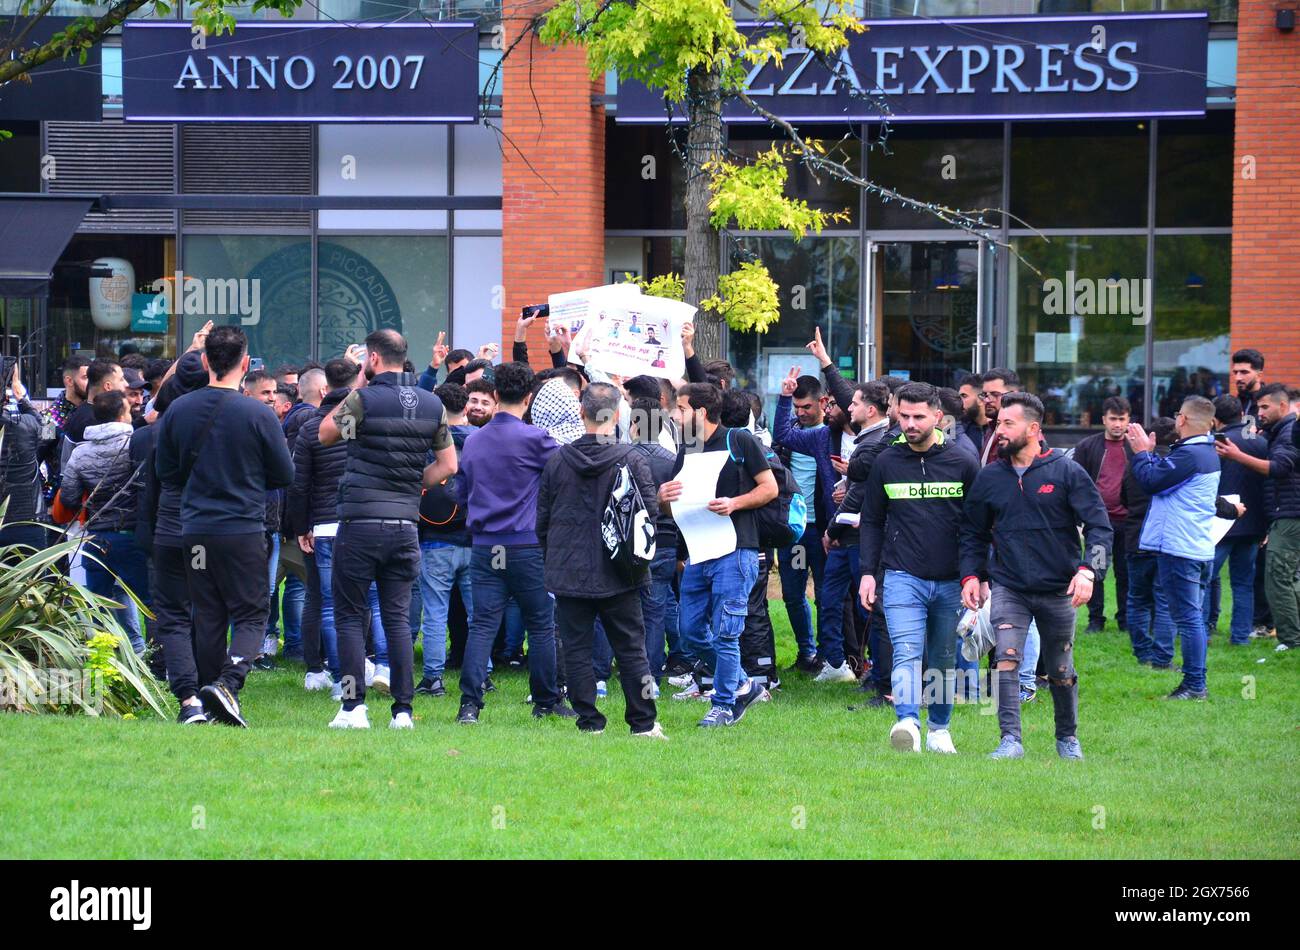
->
xmin=0 ymin=194 xmax=99 ymax=296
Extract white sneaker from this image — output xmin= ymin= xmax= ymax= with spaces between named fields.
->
xmin=371 ymin=663 xmax=391 ymax=694
xmin=667 ymin=672 xmax=694 ymax=688
xmin=304 ymin=670 xmax=333 ymax=692
xmin=1276 ymin=643 xmax=1291 ymax=653
xmin=633 ymin=722 xmax=669 ymax=741
xmin=364 ymin=658 xmax=376 ymax=687
xmin=595 ymin=680 xmax=607 ymax=698
xmin=926 ymin=728 xmax=957 ymax=754
xmin=889 ymin=718 xmax=921 ymax=752
xmin=672 ymin=678 xmax=701 ymax=701
xmin=389 ymin=712 xmax=414 ymax=730
xmin=261 ymin=634 xmax=278 ymax=657
xmin=814 ymin=660 xmax=858 ymax=683
xmin=329 ymin=704 xmax=370 ymax=729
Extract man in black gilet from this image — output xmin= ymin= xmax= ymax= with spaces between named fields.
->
xmin=318 ymin=330 xmax=457 ymax=730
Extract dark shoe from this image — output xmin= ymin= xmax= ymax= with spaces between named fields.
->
xmin=533 ymin=702 xmax=579 ymax=720
xmin=177 ymin=703 xmax=208 ymax=725
xmin=663 ymin=656 xmax=693 ymax=678
xmin=1146 ymin=662 xmax=1174 ymax=671
xmin=1084 ymin=623 xmax=1104 ymax=634
xmin=199 ymin=683 xmax=247 ymax=728
xmin=456 ymin=702 xmax=479 ymax=724
xmin=253 ymin=654 xmax=276 ymax=671
xmin=1165 ymin=685 xmax=1208 ymax=701
xmin=791 ymin=653 xmax=821 ymax=674
xmin=282 ymin=650 xmax=305 ymax=663
xmin=482 ymin=677 xmax=496 ymax=693
xmin=416 ymin=676 xmax=446 ymax=697
xmin=731 ymin=679 xmax=770 ymax=723
xmin=507 ymin=652 xmax=527 ymax=669
xmin=865 ymin=691 xmax=893 ymax=708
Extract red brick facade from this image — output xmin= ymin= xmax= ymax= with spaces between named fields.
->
xmin=500 ymin=7 xmax=605 ymax=369
xmin=1232 ymin=5 xmax=1300 ymax=387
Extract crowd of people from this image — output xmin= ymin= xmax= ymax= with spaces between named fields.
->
xmin=3 ymin=314 xmax=1298 ymax=755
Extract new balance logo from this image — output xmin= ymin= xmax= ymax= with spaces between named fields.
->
xmin=1038 ymin=484 xmax=1056 ymax=494
xmin=883 ymin=482 xmax=964 ymax=500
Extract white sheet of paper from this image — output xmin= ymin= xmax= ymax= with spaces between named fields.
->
xmin=834 ymin=512 xmax=860 ymax=527
xmin=674 ymin=451 xmax=736 ymax=564
xmin=1055 ymin=333 xmax=1079 ymax=364
xmin=1211 ymin=493 xmax=1241 ymax=545
xmin=1034 ymin=332 xmax=1056 ymax=363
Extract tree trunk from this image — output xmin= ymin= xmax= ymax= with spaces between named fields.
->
xmin=683 ymin=63 xmax=724 ymax=363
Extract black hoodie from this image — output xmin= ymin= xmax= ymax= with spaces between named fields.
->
xmin=959 ymin=448 xmax=1113 ymax=594
xmin=858 ymin=431 xmax=979 ymax=581
xmin=536 ymin=434 xmax=659 ymax=599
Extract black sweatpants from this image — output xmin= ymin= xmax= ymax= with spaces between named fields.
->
xmin=1087 ymin=525 xmax=1129 ymax=629
xmin=557 ymin=590 xmax=657 ymax=734
xmin=152 ymin=542 xmax=198 ymax=701
xmin=334 ymin=520 xmax=420 ymax=717
xmin=741 ymin=548 xmax=777 ymax=688
xmin=182 ymin=532 xmax=269 ymax=695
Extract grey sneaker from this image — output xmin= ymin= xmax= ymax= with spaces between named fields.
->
xmin=988 ymin=735 xmax=1024 ymax=760
xmin=1056 ymin=736 xmax=1084 ymax=760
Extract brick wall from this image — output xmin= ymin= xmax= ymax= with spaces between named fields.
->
xmin=1232 ymin=5 xmax=1300 ymax=387
xmin=500 ymin=7 xmax=606 ymax=368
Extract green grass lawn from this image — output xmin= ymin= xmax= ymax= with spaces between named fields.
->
xmin=1 ymin=585 xmax=1296 ymax=859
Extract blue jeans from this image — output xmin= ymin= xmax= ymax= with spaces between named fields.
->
xmin=460 ymin=545 xmax=558 ymax=709
xmin=777 ymin=525 xmax=825 ymax=658
xmin=84 ymin=530 xmax=150 ymax=655
xmin=315 ymin=536 xmax=387 ymax=679
xmin=1126 ymin=554 xmax=1176 ymax=665
xmin=418 ymin=541 xmax=473 ymax=680
xmin=504 ymin=598 xmax=525 ymax=657
xmin=281 ymin=573 xmax=304 ymax=657
xmin=678 ymin=549 xmax=759 ymax=709
xmin=264 ymin=532 xmax=280 ymax=641
xmin=1159 ymin=554 xmax=1212 ymax=692
xmin=881 ymin=570 xmax=960 ymax=728
xmin=1020 ymin=621 xmax=1041 ymax=691
xmin=817 ymin=545 xmax=860 ymax=667
xmin=1202 ymin=538 xmax=1259 ymax=645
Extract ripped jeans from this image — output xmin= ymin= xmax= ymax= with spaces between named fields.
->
xmin=990 ymin=584 xmax=1080 ymax=742
xmin=678 ymin=549 xmax=759 ymax=709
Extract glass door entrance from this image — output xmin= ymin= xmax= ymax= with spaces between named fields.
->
xmin=865 ymin=240 xmax=993 ymax=388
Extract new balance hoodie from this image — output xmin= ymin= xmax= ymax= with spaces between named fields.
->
xmin=858 ymin=431 xmax=979 ymax=581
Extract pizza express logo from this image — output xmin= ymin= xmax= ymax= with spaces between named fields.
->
xmin=246 ymin=241 xmax=401 ymax=367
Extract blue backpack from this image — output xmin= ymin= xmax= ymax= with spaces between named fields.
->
xmin=725 ymin=429 xmax=808 ymax=549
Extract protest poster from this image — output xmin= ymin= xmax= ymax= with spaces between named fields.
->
xmin=547 ymin=283 xmax=643 ymax=365
xmin=583 ymin=296 xmax=695 ymax=380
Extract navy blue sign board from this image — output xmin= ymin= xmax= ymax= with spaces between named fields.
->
xmin=122 ymin=21 xmax=478 ymax=123
xmin=0 ymin=17 xmax=102 ymax=121
xmin=616 ymin=12 xmax=1208 ymax=124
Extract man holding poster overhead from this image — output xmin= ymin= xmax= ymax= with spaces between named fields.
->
xmin=658 ymin=384 xmax=777 ymax=728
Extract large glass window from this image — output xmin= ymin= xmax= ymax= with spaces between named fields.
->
xmin=318 ymin=125 xmax=448 ymax=231
xmin=1011 ymin=121 xmax=1149 ymax=229
xmin=181 ymin=234 xmax=309 ymax=372
xmin=867 ymin=124 xmax=1002 ymax=230
xmin=452 ymin=235 xmax=501 ymax=357
xmin=727 ymin=237 xmax=860 ymax=421
xmin=878 ymin=241 xmax=981 ymax=388
xmin=1157 ymin=112 xmax=1234 ymax=228
xmin=1008 ymin=235 xmax=1147 ymax=427
xmin=46 ymin=234 xmax=178 ymax=392
xmin=316 ymin=235 xmax=448 ymax=365
xmin=1151 ymin=234 xmax=1231 ymax=418
xmin=605 ymin=121 xmax=687 ymax=230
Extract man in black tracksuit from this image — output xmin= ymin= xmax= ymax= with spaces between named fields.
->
xmin=537 ymin=383 xmax=663 ymax=736
xmin=318 ymin=330 xmax=457 ymax=730
xmin=857 ymin=383 xmax=979 ymax=754
xmin=155 ymin=327 xmax=295 ymax=727
xmin=960 ymin=393 xmax=1112 ymax=761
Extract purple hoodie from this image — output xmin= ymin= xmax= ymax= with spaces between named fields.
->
xmin=459 ymin=412 xmax=559 ymax=546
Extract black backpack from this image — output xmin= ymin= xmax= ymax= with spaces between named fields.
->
xmin=601 ymin=452 xmax=656 ymax=582
xmin=725 ymin=429 xmax=807 ymax=550
xmin=418 ymin=428 xmax=468 ymax=534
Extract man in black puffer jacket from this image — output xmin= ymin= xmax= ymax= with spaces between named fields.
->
xmin=537 ymin=382 xmax=663 ymax=737
xmin=1 ymin=363 xmax=54 ymax=554
xmin=288 ymin=358 xmax=360 ymax=696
